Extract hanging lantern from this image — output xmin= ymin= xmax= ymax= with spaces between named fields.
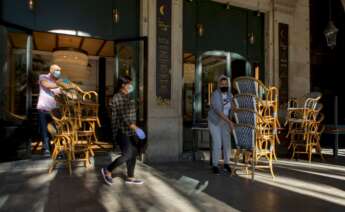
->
xmin=196 ymin=24 xmax=204 ymax=37
xmin=324 ymin=0 xmax=338 ymax=49
xmin=324 ymin=20 xmax=338 ymax=49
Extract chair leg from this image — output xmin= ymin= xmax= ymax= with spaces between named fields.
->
xmin=67 ymin=151 xmax=72 ymax=175
xmin=251 ymin=149 xmax=255 ymax=181
xmin=291 ymin=145 xmax=296 ymax=160
xmin=232 ymin=149 xmax=240 ymax=176
xmin=269 ymin=151 xmax=275 ymax=179
xmin=84 ymin=151 xmax=89 ymax=168
xmin=308 ymin=145 xmax=312 ymax=163
xmin=316 ymin=142 xmax=325 ymax=161
xmin=48 ymin=147 xmax=59 ymax=174
xmin=273 ymin=147 xmax=278 ymax=161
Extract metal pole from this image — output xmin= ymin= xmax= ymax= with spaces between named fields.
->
xmin=334 ymin=95 xmax=338 ymax=157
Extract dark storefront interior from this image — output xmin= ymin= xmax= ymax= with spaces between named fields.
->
xmin=310 ymin=0 xmax=345 ymax=148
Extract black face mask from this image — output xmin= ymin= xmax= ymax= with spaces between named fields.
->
xmin=220 ymin=87 xmax=228 ymax=93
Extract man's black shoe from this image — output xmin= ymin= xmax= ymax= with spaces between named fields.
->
xmin=224 ymin=164 xmax=232 ymax=173
xmin=212 ymin=166 xmax=220 ymax=175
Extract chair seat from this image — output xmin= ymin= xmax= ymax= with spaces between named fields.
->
xmin=287 ymin=118 xmax=304 ymax=123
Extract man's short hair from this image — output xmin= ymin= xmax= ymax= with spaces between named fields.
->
xmin=50 ymin=64 xmax=61 ymax=73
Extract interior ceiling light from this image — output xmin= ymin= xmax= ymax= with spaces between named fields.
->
xmin=48 ymin=29 xmax=91 ymax=37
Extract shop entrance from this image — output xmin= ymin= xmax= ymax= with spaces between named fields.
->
xmin=192 ymin=51 xmax=252 ymax=124
xmin=183 ymin=50 xmax=252 ymax=152
xmin=0 ymin=23 xmax=148 ymax=160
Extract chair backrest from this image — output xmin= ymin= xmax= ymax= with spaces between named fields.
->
xmin=232 ymin=124 xmax=255 ymax=150
xmin=232 ymin=108 xmax=256 ymax=126
xmin=82 ymin=91 xmax=98 ymax=103
xmin=302 ymin=96 xmax=321 ymax=124
xmin=303 ymin=92 xmax=322 ymax=99
xmin=287 ymin=97 xmax=298 ymax=109
xmin=267 ymin=87 xmax=279 ymax=103
xmin=233 ymin=76 xmax=268 ymax=98
xmin=304 ymin=96 xmax=321 ymax=110
xmin=233 ymin=94 xmax=257 ymax=111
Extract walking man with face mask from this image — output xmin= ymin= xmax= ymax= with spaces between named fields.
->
xmin=36 ymin=64 xmax=62 ymax=157
xmin=208 ymin=75 xmax=234 ymax=174
xmin=101 ymin=76 xmax=145 ymax=185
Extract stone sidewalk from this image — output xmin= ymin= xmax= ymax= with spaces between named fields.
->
xmin=0 ymin=153 xmax=236 ymax=212
xmin=1 ymin=151 xmax=345 ymax=212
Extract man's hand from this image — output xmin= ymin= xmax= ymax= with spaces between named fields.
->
xmin=227 ymin=120 xmax=234 ymax=131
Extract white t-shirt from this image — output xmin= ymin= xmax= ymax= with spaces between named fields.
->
xmin=222 ymin=93 xmax=231 ymax=116
xmin=36 ymin=74 xmax=61 ymax=111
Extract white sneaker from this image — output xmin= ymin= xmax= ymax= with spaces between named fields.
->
xmin=125 ymin=178 xmax=144 ymax=185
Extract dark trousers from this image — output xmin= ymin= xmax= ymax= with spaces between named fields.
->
xmin=107 ymin=131 xmax=138 ymax=178
xmin=38 ymin=110 xmax=52 ymax=152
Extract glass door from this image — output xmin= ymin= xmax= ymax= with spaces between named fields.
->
xmin=193 ymin=51 xmax=231 ymax=123
xmin=114 ymin=38 xmax=148 ymax=129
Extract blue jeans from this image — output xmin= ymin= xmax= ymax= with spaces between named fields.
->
xmin=38 ymin=111 xmax=52 ymax=153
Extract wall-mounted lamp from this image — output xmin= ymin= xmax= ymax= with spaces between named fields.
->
xmin=112 ymin=8 xmax=120 ymax=24
xmin=256 ymin=0 xmax=261 ymax=16
xmin=226 ymin=2 xmax=231 ymax=10
xmin=248 ymin=32 xmax=255 ymax=45
xmin=196 ymin=24 xmax=204 ymax=37
xmin=28 ymin=0 xmax=35 ymax=11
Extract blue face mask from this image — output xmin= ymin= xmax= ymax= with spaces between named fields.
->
xmin=52 ymin=69 xmax=61 ymax=79
xmin=127 ymin=84 xmax=134 ymax=93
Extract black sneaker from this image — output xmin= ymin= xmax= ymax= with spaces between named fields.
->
xmin=224 ymin=164 xmax=232 ymax=173
xmin=125 ymin=178 xmax=144 ymax=185
xmin=43 ymin=150 xmax=51 ymax=158
xmin=101 ymin=168 xmax=113 ymax=185
xmin=212 ymin=166 xmax=220 ymax=175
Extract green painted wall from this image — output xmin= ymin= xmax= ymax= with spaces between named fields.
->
xmin=183 ymin=0 xmax=265 ymax=78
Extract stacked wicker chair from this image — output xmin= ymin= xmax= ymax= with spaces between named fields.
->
xmin=232 ymin=76 xmax=278 ymax=179
xmin=48 ymin=81 xmax=100 ymax=173
xmin=285 ymin=94 xmax=324 ymax=162
xmin=48 ymin=114 xmax=74 ymax=175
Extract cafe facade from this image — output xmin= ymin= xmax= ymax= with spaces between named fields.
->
xmin=0 ymin=0 xmax=311 ymax=162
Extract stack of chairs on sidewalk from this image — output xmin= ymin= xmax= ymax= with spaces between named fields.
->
xmin=285 ymin=93 xmax=324 ymax=162
xmin=48 ymin=81 xmax=100 ymax=174
xmin=231 ymin=76 xmax=279 ymax=180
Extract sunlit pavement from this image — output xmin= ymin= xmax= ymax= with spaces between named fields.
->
xmin=0 ymin=150 xmax=345 ymax=212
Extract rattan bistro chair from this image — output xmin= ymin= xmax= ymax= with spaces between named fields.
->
xmin=232 ymin=108 xmax=257 ymax=126
xmin=233 ymin=94 xmax=257 ymax=111
xmin=232 ymin=124 xmax=256 ymax=180
xmin=48 ymin=114 xmax=74 ymax=175
xmin=233 ymin=76 xmax=268 ymax=98
xmin=290 ymin=112 xmax=325 ymax=162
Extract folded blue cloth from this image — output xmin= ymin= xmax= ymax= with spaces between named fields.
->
xmin=135 ymin=128 xmax=146 ymax=140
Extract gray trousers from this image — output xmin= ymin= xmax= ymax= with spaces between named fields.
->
xmin=208 ymin=121 xmax=231 ymax=167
